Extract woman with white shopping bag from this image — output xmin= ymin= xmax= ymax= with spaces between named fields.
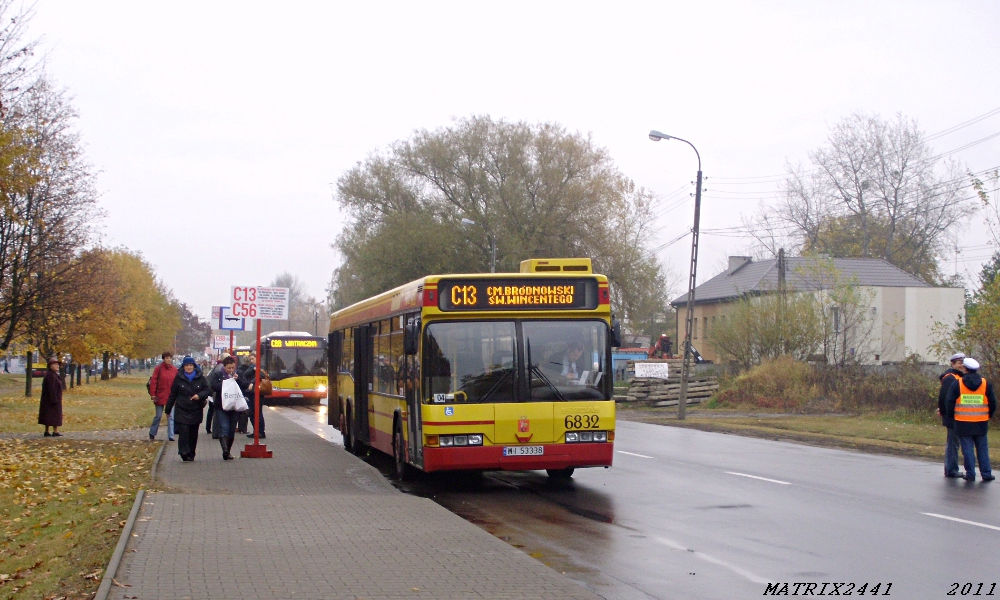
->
xmin=208 ymin=356 xmax=249 ymax=460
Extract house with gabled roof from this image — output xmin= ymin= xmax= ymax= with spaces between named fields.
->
xmin=670 ymin=256 xmax=965 ymax=364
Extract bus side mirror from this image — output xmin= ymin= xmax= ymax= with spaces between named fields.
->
xmin=404 ymin=318 xmax=421 ymax=355
xmin=611 ymin=318 xmax=622 ymax=348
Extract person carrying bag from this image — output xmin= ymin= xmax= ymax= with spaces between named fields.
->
xmin=209 ymin=356 xmax=249 ymax=460
xmin=222 ymin=377 xmax=249 ymax=412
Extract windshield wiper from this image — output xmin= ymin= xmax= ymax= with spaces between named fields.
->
xmin=526 ymin=340 xmax=566 ymax=401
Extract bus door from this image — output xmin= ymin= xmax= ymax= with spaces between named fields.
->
xmin=352 ymin=325 xmax=372 ymax=445
xmin=327 ymin=331 xmax=342 ymax=427
xmin=404 ymin=352 xmax=422 ymax=467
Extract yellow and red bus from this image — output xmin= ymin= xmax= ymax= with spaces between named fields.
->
xmin=260 ymin=332 xmax=328 ymax=404
xmin=327 ymin=258 xmax=620 ymax=480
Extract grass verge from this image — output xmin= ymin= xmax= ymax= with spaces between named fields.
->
xmin=0 ymin=438 xmax=158 ymax=600
xmin=617 ymin=406 xmax=1000 ymax=467
xmin=0 ymin=376 xmax=150 ymax=435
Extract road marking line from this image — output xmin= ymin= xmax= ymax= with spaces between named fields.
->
xmin=725 ymin=471 xmax=790 ymax=485
xmin=922 ymin=512 xmax=1000 ymax=532
xmin=655 ymin=537 xmax=772 ymax=585
xmin=616 ymin=450 xmax=654 ymax=458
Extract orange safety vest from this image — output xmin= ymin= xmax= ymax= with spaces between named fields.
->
xmin=955 ymin=378 xmax=990 ymax=423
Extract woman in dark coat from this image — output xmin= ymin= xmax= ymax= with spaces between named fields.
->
xmin=165 ymin=356 xmax=211 ymax=461
xmin=39 ymin=357 xmax=64 ymax=437
xmin=208 ymin=355 xmax=249 ymax=460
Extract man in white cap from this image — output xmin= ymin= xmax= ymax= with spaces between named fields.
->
xmin=937 ymin=353 xmax=967 ymax=477
xmin=944 ymin=357 xmax=996 ymax=481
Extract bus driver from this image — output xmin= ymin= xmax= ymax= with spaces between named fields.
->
xmin=558 ymin=341 xmax=587 ymax=383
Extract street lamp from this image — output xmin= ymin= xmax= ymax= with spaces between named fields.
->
xmin=649 ymin=129 xmax=702 ymax=421
xmin=460 ymin=217 xmax=497 ymax=273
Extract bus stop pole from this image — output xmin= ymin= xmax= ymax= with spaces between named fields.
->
xmin=242 ymin=318 xmax=272 ymax=458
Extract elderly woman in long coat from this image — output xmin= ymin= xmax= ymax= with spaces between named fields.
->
xmin=38 ymin=357 xmax=64 ymax=437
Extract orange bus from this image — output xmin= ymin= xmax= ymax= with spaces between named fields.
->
xmin=327 ymin=258 xmax=620 ymax=480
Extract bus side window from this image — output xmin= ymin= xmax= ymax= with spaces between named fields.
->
xmin=390 ymin=316 xmax=404 ymax=395
xmin=378 ymin=319 xmax=393 ymax=394
xmin=372 ymin=321 xmax=381 ymax=393
xmin=341 ymin=328 xmax=353 ymax=375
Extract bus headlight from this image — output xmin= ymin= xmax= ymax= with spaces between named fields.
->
xmin=566 ymin=431 xmax=609 ymax=443
xmin=316 ymin=384 xmax=327 ymax=393
xmin=438 ymin=434 xmax=483 ymax=447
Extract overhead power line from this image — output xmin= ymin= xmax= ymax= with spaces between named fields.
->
xmin=926 ymin=105 xmax=1000 ymax=141
xmin=704 ymin=107 xmax=1000 ymax=184
xmin=931 ymin=130 xmax=1000 ymax=161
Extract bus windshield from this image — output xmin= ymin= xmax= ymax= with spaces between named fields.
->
xmin=423 ymin=321 xmax=517 ymax=404
xmin=523 ymin=320 xmax=607 ymax=401
xmin=422 ymin=320 xmax=608 ymax=403
xmin=268 ymin=347 xmax=327 ymax=379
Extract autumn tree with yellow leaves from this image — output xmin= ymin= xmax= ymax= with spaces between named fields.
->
xmin=23 ymin=249 xmax=180 ymax=372
xmin=0 ymin=3 xmax=183 ymax=384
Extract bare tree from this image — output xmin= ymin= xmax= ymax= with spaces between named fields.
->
xmin=263 ymin=272 xmax=326 ymax=336
xmin=971 ymin=169 xmax=1000 ymax=247
xmin=0 ymin=0 xmax=41 ymax=117
xmin=776 ymin=112 xmax=967 ymax=283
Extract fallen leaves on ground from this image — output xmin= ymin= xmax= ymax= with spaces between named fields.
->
xmin=0 ymin=375 xmax=152 ymax=434
xmin=0 ymin=438 xmax=156 ymax=599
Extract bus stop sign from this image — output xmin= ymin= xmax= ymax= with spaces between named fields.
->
xmin=231 ymin=286 xmax=289 ymax=320
xmin=217 ymin=306 xmax=251 ymax=331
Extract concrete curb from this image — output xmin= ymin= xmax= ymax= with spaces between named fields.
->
xmin=149 ymin=440 xmax=166 ymax=483
xmin=94 ymin=488 xmax=145 ymax=600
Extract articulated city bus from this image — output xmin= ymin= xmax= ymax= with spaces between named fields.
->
xmin=260 ymin=332 xmax=328 ymax=405
xmin=327 ymin=258 xmax=620 ymax=480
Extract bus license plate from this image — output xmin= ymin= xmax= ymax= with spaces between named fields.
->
xmin=503 ymin=446 xmax=543 ymax=457
xmin=290 ymin=393 xmax=304 ymax=398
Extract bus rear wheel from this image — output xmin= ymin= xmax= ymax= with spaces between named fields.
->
xmin=340 ymin=411 xmax=353 ymax=453
xmin=546 ymin=468 xmax=575 ymax=480
xmin=393 ymin=424 xmax=409 ymax=481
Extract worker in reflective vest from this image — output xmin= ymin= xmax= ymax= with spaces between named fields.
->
xmin=944 ymin=357 xmax=996 ymax=481
xmin=937 ymin=353 xmax=967 ymax=478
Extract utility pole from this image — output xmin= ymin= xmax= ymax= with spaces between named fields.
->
xmin=649 ymin=130 xmax=702 ymax=420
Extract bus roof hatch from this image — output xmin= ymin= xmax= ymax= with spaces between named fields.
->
xmin=519 ymin=258 xmax=593 ymax=274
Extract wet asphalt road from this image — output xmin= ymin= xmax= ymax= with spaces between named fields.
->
xmin=276 ymin=406 xmax=1000 ymax=600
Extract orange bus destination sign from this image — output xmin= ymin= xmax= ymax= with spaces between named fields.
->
xmin=438 ymin=278 xmax=599 ymax=311
xmin=270 ymin=339 xmax=320 ymax=348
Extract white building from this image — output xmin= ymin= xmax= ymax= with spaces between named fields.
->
xmin=671 ymin=256 xmax=965 ymax=365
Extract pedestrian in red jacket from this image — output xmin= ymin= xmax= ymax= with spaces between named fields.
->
xmin=149 ymin=352 xmax=178 ymax=441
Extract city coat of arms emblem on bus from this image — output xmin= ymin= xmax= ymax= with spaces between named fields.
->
xmin=518 ymin=417 xmax=529 ymax=433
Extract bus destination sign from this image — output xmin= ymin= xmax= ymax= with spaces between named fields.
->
xmin=438 ymin=278 xmax=599 ymax=311
xmin=271 ymin=339 xmax=319 ymax=348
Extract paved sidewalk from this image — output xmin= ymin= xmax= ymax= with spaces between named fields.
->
xmin=111 ymin=409 xmax=600 ymax=599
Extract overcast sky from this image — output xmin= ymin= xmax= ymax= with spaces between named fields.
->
xmin=30 ymin=1 xmax=1000 ymax=321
